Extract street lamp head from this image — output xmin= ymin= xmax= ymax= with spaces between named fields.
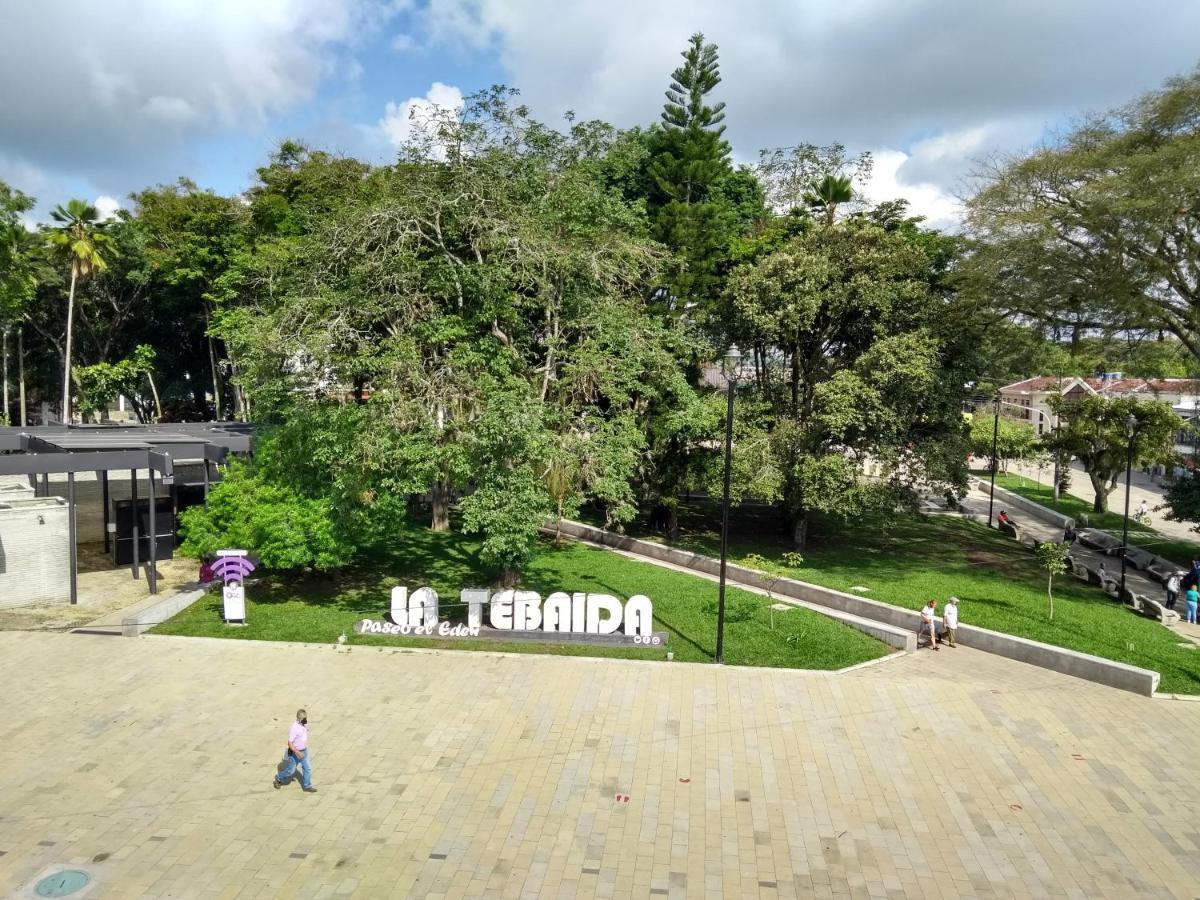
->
xmin=1126 ymin=413 xmax=1138 ymax=440
xmin=722 ymin=344 xmax=742 ymax=381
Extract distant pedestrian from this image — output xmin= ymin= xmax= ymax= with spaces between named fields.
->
xmin=943 ymin=597 xmax=959 ymax=647
xmin=1187 ymin=587 xmax=1199 ymax=625
xmin=1166 ymin=572 xmax=1182 ymax=611
xmin=1063 ymin=524 xmax=1077 ymax=544
xmin=274 ymin=708 xmax=316 ymax=793
xmin=918 ymin=599 xmax=939 ymax=650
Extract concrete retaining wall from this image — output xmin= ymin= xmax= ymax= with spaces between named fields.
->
xmin=556 ymin=519 xmax=1161 ymax=696
xmin=122 ymin=584 xmax=211 ymax=636
xmin=971 ymin=478 xmax=1073 ymax=529
xmin=0 ymin=497 xmax=70 ymax=607
xmin=550 ymin=520 xmax=915 ymax=651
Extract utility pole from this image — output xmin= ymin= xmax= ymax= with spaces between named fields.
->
xmin=988 ymin=394 xmax=1000 ymax=527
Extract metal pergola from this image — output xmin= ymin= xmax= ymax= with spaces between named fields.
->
xmin=0 ymin=423 xmax=253 ymax=603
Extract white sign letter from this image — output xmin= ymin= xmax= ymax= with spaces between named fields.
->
xmin=490 ymin=590 xmax=515 ymax=630
xmin=513 ymin=591 xmax=542 ymax=631
xmin=586 ymin=593 xmax=622 ymax=635
xmin=624 ymin=594 xmax=653 ymax=637
xmin=411 ymin=587 xmax=438 ymax=628
xmin=543 ymin=592 xmax=571 ymax=632
xmin=389 ymin=586 xmax=409 ymax=626
xmin=462 ymin=589 xmax=489 ymax=630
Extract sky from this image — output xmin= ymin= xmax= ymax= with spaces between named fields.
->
xmin=2 ymin=0 xmax=1198 ymax=230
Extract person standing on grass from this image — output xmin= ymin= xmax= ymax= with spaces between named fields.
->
xmin=942 ymin=597 xmax=959 ymax=647
xmin=1187 ymin=586 xmax=1199 ymax=625
xmin=274 ymin=708 xmax=316 ymax=793
xmin=919 ymin=599 xmax=939 ymax=650
xmin=1166 ymin=572 xmax=1182 ymax=611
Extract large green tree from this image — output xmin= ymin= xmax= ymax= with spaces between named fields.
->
xmin=206 ymin=93 xmax=688 ymax=580
xmin=726 ymin=217 xmax=971 ymax=547
xmin=0 ymin=180 xmax=36 ymax=425
xmin=644 ymin=33 xmax=746 ymax=329
xmin=1043 ymin=394 xmax=1180 ymax=513
xmin=962 ymin=67 xmax=1200 ymax=361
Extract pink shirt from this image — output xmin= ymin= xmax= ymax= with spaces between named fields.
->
xmin=288 ymin=721 xmax=308 ymax=751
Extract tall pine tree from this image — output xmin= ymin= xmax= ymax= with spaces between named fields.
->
xmin=645 ymin=33 xmax=749 ymax=331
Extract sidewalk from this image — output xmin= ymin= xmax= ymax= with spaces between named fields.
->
xmin=959 ymin=486 xmax=1170 ymax=605
xmin=1010 ymin=459 xmax=1200 ymax=543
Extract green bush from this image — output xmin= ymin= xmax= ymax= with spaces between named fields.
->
xmin=179 ymin=461 xmax=354 ymax=572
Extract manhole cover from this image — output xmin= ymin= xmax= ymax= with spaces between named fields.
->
xmin=34 ymin=870 xmax=90 ymax=897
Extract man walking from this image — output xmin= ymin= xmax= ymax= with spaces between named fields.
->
xmin=942 ymin=597 xmax=959 ymax=647
xmin=918 ymin=599 xmax=939 ymax=650
xmin=1166 ymin=572 xmax=1182 ymax=611
xmin=274 ymin=708 xmax=316 ymax=793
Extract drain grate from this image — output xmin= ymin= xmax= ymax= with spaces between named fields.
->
xmin=34 ymin=870 xmax=91 ymax=897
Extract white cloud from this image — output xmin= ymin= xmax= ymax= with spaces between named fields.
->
xmin=411 ymin=0 xmax=1200 ymax=228
xmin=379 ymin=82 xmax=465 ymax=152
xmin=0 ymin=0 xmax=401 ymax=192
xmin=94 ymin=195 xmax=122 ymax=221
xmin=860 ymin=150 xmax=962 ymax=231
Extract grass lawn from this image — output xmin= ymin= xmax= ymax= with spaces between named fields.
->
xmin=982 ymin=470 xmax=1200 ymax=567
xmin=596 ymin=502 xmax=1200 ymax=695
xmin=153 ymin=520 xmax=888 ymax=670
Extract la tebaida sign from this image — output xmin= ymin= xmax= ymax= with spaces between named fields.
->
xmin=353 ymin=586 xmax=668 ymax=646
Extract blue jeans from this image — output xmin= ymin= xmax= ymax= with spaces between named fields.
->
xmin=1187 ymin=602 xmax=1197 ymax=625
xmin=277 ymin=749 xmax=312 ymax=788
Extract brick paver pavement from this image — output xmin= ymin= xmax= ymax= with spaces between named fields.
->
xmin=0 ymin=632 xmax=1198 ymax=899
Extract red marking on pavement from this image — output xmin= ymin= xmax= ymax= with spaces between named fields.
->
xmin=678 ymin=778 xmax=690 ymax=784
xmin=613 ymin=794 xmax=630 ymax=803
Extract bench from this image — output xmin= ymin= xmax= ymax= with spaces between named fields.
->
xmin=1125 ymin=548 xmax=1157 ymax=571
xmin=1078 ymin=529 xmax=1121 ymax=554
xmin=997 ymin=520 xmax=1021 ymax=540
xmin=1137 ymin=595 xmax=1181 ymax=625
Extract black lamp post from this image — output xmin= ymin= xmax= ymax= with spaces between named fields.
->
xmin=714 ymin=344 xmax=741 ymax=665
xmin=1119 ymin=412 xmax=1138 ymax=602
xmin=987 ymin=393 xmax=1000 ymax=527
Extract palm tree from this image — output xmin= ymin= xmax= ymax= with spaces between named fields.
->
xmin=804 ymin=174 xmax=854 ymax=227
xmin=48 ymin=199 xmax=113 ymax=422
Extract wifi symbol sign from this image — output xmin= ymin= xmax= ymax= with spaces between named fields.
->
xmin=212 ymin=551 xmax=256 ymax=583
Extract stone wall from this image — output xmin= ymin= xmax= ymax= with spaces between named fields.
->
xmin=0 ymin=497 xmax=70 ymax=607
xmin=971 ymin=477 xmax=1074 ymax=529
xmin=554 ymin=519 xmax=1161 ymax=696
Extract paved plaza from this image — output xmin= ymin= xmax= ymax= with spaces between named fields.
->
xmin=0 ymin=633 xmax=1198 ymax=899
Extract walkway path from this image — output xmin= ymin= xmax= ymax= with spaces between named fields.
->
xmin=1009 ymin=460 xmax=1199 ymax=544
xmin=1 ymin=632 xmax=1198 ymax=899
xmin=958 ymin=486 xmax=1168 ymax=602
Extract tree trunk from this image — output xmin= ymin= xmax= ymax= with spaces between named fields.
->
xmin=146 ymin=371 xmax=163 ymax=423
xmin=554 ymin=500 xmax=564 ymax=546
xmin=498 ymin=567 xmax=520 ymax=588
xmin=17 ymin=326 xmax=26 ymax=426
xmin=1089 ymin=471 xmax=1109 ymax=513
xmin=62 ymin=266 xmax=78 ymax=423
xmin=2 ymin=326 xmax=9 ymax=426
xmin=430 ymin=479 xmax=451 ymax=532
xmin=667 ymin=504 xmax=680 ymax=541
xmin=792 ymin=515 xmax=808 ymax=550
xmin=207 ymin=336 xmax=224 ymax=420
xmin=1047 ymin=574 xmax=1054 ymax=620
